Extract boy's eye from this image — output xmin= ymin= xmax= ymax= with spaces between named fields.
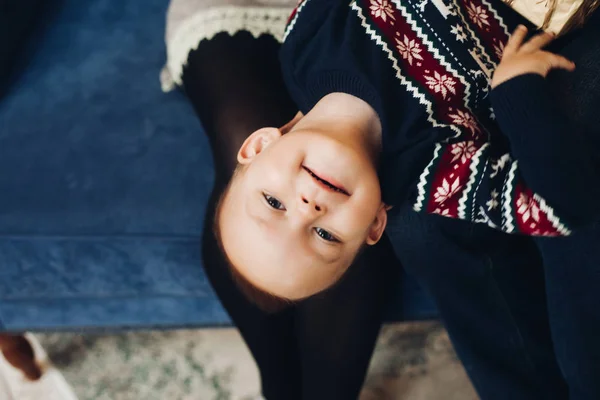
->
xmin=314 ymin=227 xmax=339 ymax=243
xmin=264 ymin=194 xmax=286 ymax=210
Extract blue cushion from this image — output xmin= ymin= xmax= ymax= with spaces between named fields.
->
xmin=0 ymin=0 xmax=46 ymax=98
xmin=0 ymin=0 xmax=437 ymax=331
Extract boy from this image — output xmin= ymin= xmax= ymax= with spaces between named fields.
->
xmin=217 ymin=0 xmax=600 ymax=397
xmin=218 ymin=0 xmax=596 ymax=299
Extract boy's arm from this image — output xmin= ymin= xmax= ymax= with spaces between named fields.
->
xmin=413 ymin=27 xmax=598 ymax=236
xmin=489 ymin=26 xmax=600 ymax=229
xmin=490 ymin=74 xmax=599 ymax=229
xmin=413 ymin=82 xmax=597 ymax=236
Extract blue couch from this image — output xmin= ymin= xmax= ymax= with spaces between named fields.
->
xmin=0 ymin=0 xmax=437 ymax=332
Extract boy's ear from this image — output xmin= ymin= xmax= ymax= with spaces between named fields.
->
xmin=237 ymin=128 xmax=282 ymax=164
xmin=280 ymin=111 xmax=304 ymax=134
xmin=365 ymin=204 xmax=388 ymax=245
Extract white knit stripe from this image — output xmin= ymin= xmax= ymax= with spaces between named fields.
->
xmin=414 ymin=143 xmax=443 ymax=212
xmin=475 ymin=205 xmax=499 ymax=229
xmin=448 ymin=0 xmax=497 ymax=69
xmin=480 ymin=0 xmax=510 ymax=37
xmin=457 ymin=143 xmax=488 ymax=220
xmin=502 ymin=160 xmax=518 ymax=233
xmin=282 ymin=0 xmax=309 ymax=42
xmin=164 ymin=6 xmax=292 ymax=90
xmin=534 ymin=194 xmax=572 ymax=236
xmin=470 ymin=158 xmax=490 ymax=220
xmin=405 ymin=0 xmax=476 ymax=116
xmin=431 ymin=0 xmax=452 ymax=18
xmin=351 ymin=3 xmax=447 ymax=133
xmin=393 ymin=0 xmax=477 ymax=139
xmin=390 ymin=0 xmax=498 ymax=216
xmin=468 ymin=48 xmax=492 ymax=78
xmin=351 ymin=2 xmax=457 ymax=213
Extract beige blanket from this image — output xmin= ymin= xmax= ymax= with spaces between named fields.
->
xmin=162 ymin=0 xmax=297 ymax=91
xmin=502 ymin=0 xmax=598 ymax=35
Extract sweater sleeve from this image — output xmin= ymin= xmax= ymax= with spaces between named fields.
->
xmin=489 ymin=73 xmax=600 ymax=229
xmin=410 ymin=74 xmax=599 ymax=237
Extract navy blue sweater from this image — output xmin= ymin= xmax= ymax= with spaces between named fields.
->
xmin=280 ymin=0 xmax=599 ymax=236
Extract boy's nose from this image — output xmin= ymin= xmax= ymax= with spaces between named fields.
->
xmin=299 ymin=195 xmax=325 ymax=215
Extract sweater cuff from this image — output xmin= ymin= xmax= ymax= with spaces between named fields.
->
xmin=490 ymin=74 xmax=557 ymax=144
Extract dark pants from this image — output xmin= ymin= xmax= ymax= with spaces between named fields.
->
xmin=387 ymin=202 xmax=600 ymax=399
xmin=535 ymin=222 xmax=600 ymax=400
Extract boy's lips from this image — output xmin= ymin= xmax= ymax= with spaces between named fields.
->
xmin=302 ymin=166 xmax=350 ymax=195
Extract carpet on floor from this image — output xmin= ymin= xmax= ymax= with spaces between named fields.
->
xmin=31 ymin=322 xmax=477 ymax=400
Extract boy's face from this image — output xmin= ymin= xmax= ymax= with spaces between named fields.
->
xmin=219 ymin=125 xmax=387 ymax=300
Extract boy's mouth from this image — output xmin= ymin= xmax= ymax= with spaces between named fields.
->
xmin=302 ymin=166 xmax=350 ymax=196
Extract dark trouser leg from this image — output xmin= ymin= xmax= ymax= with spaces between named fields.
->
xmin=539 ymin=13 xmax=600 ymax=399
xmin=536 ymin=221 xmax=600 ymax=400
xmin=386 ymin=202 xmax=568 ymax=400
xmin=296 ymin=235 xmax=399 ymax=399
xmin=182 ymin=32 xmax=398 ymax=399
xmin=505 ymin=10 xmax=600 ymax=399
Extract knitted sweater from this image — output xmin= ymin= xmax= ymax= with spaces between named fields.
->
xmin=280 ymin=0 xmax=599 ymax=237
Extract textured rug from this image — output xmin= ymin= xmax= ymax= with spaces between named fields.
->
xmin=33 ymin=321 xmax=477 ymax=400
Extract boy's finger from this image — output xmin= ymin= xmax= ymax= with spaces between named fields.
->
xmin=504 ymin=25 xmax=528 ymax=56
xmin=522 ymin=31 xmax=555 ymax=52
xmin=543 ymin=52 xmax=576 ymax=72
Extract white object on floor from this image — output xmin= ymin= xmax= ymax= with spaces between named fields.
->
xmin=0 ymin=334 xmax=78 ymax=400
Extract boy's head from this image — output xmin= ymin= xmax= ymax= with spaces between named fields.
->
xmin=217 ymin=94 xmax=388 ymax=303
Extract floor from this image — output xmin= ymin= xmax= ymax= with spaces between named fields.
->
xmin=2 ymin=322 xmax=478 ymax=399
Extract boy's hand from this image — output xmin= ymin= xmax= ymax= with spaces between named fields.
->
xmin=491 ymin=25 xmax=576 ymax=88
